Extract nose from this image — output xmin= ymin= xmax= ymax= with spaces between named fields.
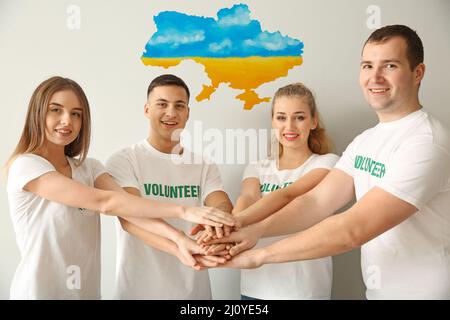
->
xmin=165 ymin=105 xmax=177 ymax=118
xmin=285 ymin=118 xmax=295 ymax=131
xmin=60 ymin=111 xmax=71 ymax=125
xmin=371 ymin=66 xmax=385 ymax=83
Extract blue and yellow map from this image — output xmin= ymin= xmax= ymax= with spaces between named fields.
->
xmin=142 ymin=4 xmax=304 ymax=109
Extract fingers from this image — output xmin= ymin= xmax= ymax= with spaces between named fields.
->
xmin=198 ymin=255 xmax=227 ymax=264
xmin=207 ymin=233 xmax=237 ymax=245
xmin=205 ymin=243 xmax=226 ymax=255
xmin=229 ymin=242 xmax=249 ymax=256
xmin=202 ymin=207 xmax=235 ymax=227
xmin=194 ymin=256 xmax=219 ymax=268
xmin=223 ymin=225 xmax=231 ymax=237
xmin=179 ymin=248 xmax=197 ymax=267
xmin=190 ymin=224 xmax=204 ymax=236
xmin=205 ymin=225 xmax=215 ymax=239
xmin=215 ymin=226 xmax=224 ymax=239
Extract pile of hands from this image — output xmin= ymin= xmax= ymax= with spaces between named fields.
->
xmin=174 ymin=208 xmax=261 ymax=270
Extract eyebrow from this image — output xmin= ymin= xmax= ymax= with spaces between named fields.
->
xmin=155 ymin=98 xmax=186 ymax=104
xmin=48 ymin=102 xmax=83 ymax=111
xmin=275 ymin=111 xmax=306 ymax=114
xmin=360 ymin=59 xmax=402 ymax=65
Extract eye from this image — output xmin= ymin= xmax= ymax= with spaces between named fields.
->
xmin=156 ymin=102 xmax=167 ymax=108
xmin=361 ymin=64 xmax=372 ymax=70
xmin=50 ymin=107 xmax=60 ymax=113
xmin=276 ymin=116 xmax=286 ymax=121
xmin=72 ymin=112 xmax=82 ymax=118
xmin=175 ymin=104 xmax=185 ymax=109
xmin=386 ymin=64 xmax=397 ymax=69
xmin=296 ymin=116 xmax=305 ymax=121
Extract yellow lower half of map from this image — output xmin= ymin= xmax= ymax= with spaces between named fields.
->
xmin=141 ymin=56 xmax=303 ymax=109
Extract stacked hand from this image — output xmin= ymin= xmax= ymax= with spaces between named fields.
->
xmin=176 ymin=214 xmax=264 ymax=269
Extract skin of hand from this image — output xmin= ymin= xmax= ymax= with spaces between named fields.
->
xmin=173 ymin=230 xmax=206 ymax=266
xmin=220 ymin=248 xmax=266 ymax=269
xmin=205 ymin=222 xmax=265 ymax=256
xmin=182 ymin=206 xmax=236 ymax=228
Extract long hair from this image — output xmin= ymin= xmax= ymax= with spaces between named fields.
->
xmin=4 ymin=76 xmax=91 ymax=173
xmin=271 ymin=83 xmax=332 ymax=157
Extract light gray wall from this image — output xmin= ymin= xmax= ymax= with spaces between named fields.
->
xmin=0 ymin=0 xmax=449 ymax=299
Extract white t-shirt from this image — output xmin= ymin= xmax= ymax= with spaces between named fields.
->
xmin=106 ymin=139 xmax=225 ymax=299
xmin=241 ymin=153 xmax=340 ymax=299
xmin=335 ymin=109 xmax=450 ymax=299
xmin=7 ymin=154 xmax=105 ymax=299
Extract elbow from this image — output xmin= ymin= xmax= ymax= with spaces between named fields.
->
xmin=97 ymin=190 xmax=115 ymax=215
xmin=332 ymin=214 xmax=365 ymax=250
xmin=346 ymin=226 xmax=366 ymax=249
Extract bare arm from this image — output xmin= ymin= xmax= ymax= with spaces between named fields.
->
xmin=261 ymin=168 xmax=355 ymax=237
xmin=208 ymin=169 xmax=355 ymax=255
xmin=226 ymin=186 xmax=418 ymax=268
xmin=237 ymin=168 xmax=330 ymax=227
xmin=24 ymin=171 xmax=235 ymax=227
xmin=232 ymin=178 xmax=261 ymax=214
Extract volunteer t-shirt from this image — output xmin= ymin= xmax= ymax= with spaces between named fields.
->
xmin=241 ymin=153 xmax=339 ymax=299
xmin=335 ymin=109 xmax=450 ymax=299
xmin=106 ymin=140 xmax=224 ymax=299
xmin=7 ymin=154 xmax=105 ymax=299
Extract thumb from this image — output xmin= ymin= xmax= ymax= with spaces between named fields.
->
xmin=229 ymin=242 xmax=248 ymax=257
xmin=179 ymin=247 xmax=196 ymax=267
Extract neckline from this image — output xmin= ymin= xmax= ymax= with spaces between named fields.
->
xmin=273 ymin=153 xmax=316 ymax=172
xmin=376 ymin=109 xmax=425 ymax=130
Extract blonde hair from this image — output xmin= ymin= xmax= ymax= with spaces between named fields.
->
xmin=271 ymin=83 xmax=331 ymax=156
xmin=4 ymin=76 xmax=91 ymax=173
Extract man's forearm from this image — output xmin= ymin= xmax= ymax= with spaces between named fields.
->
xmin=119 ymin=217 xmax=179 ymax=256
xmin=260 ymin=193 xmax=334 ymax=237
xmin=261 ymin=212 xmax=356 ymax=264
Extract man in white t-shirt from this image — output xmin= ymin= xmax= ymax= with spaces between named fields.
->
xmin=106 ymin=74 xmax=233 ymax=299
xmin=215 ymin=25 xmax=450 ymax=299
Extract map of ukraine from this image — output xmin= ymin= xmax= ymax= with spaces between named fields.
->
xmin=141 ymin=4 xmax=304 ymax=110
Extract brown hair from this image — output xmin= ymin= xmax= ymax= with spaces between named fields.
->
xmin=147 ymin=74 xmax=190 ymax=101
xmin=5 ymin=76 xmax=91 ymax=172
xmin=364 ymin=24 xmax=424 ymax=71
xmin=272 ymin=83 xmax=331 ymax=156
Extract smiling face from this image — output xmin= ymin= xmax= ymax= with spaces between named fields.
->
xmin=359 ymin=36 xmax=424 ymax=121
xmin=145 ymin=85 xmax=189 ymax=150
xmin=272 ymin=95 xmax=317 ymax=151
xmin=44 ymin=90 xmax=83 ymax=149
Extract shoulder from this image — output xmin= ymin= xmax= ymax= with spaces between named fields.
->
xmin=106 ymin=141 xmax=144 ymax=165
xmin=9 ymin=154 xmax=53 ymax=174
xmin=314 ymin=153 xmax=340 ymax=163
xmin=420 ymin=111 xmax=450 ymax=153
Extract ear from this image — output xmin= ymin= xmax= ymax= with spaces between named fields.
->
xmin=144 ymin=103 xmax=151 ymax=119
xmin=311 ymin=113 xmax=319 ymax=130
xmin=186 ymin=105 xmax=190 ymax=121
xmin=414 ymin=63 xmax=425 ymax=85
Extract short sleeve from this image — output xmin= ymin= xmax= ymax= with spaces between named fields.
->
xmin=202 ymin=163 xmax=225 ymax=200
xmin=242 ymin=162 xmax=259 ymax=181
xmin=7 ymin=154 xmax=55 ymax=192
xmin=308 ymin=154 xmax=340 ymax=171
xmin=378 ymin=143 xmax=450 ymax=209
xmin=85 ymin=158 xmax=107 ymax=181
xmin=335 ymin=140 xmax=358 ymax=177
xmin=105 ymin=150 xmax=139 ymax=189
